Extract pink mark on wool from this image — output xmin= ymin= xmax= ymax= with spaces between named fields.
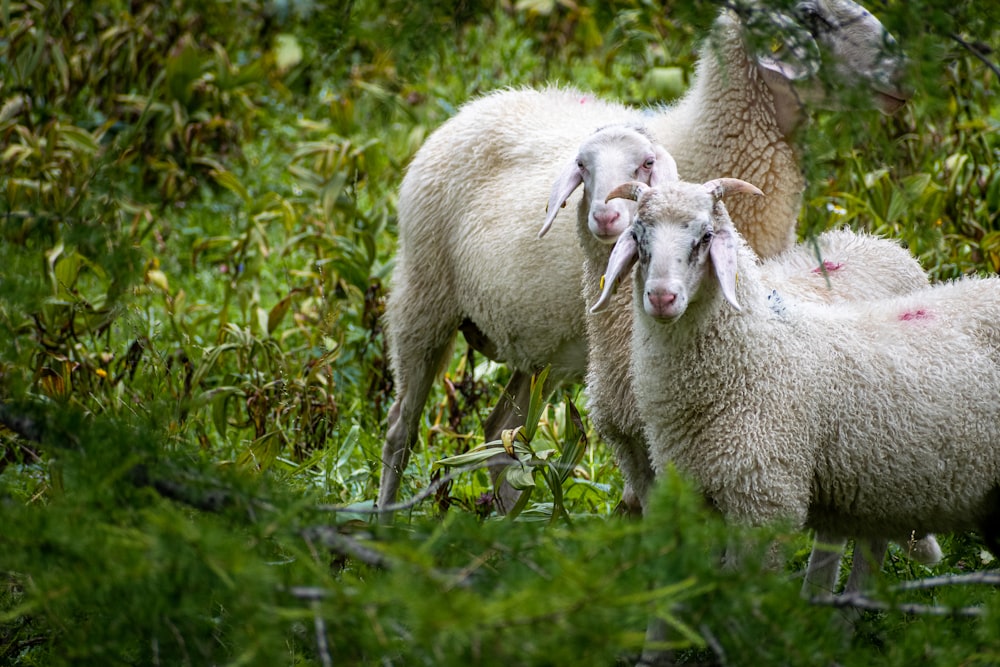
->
xmin=580 ymin=97 xmax=588 ymax=104
xmin=812 ymin=260 xmax=844 ymax=274
xmin=899 ymin=309 xmax=932 ymax=321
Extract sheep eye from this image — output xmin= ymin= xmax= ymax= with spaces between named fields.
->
xmin=796 ymin=3 xmax=830 ymax=33
xmin=577 ymin=160 xmax=585 ymax=171
xmin=643 ymin=157 xmax=655 ymax=169
xmin=688 ymin=231 xmax=712 ymax=261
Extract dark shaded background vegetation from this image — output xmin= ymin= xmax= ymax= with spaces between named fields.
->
xmin=1 ymin=0 xmax=998 ymax=664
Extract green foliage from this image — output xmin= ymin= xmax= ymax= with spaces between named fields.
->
xmin=2 ymin=0 xmax=1000 ymax=664
xmin=437 ymin=367 xmax=596 ymax=523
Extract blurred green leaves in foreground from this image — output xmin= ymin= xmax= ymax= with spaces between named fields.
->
xmin=2 ymin=0 xmax=999 ymax=664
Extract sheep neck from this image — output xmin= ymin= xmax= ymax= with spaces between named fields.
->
xmin=651 ymin=13 xmax=804 ymax=261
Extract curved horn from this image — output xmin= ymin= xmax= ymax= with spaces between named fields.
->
xmin=702 ymin=178 xmax=764 ymax=200
xmin=605 ymin=181 xmax=651 ymax=204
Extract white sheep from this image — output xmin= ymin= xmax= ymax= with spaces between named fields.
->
xmin=594 ymin=178 xmax=1000 ymax=566
xmin=379 ymin=0 xmax=910 ymax=517
xmin=546 ymin=124 xmax=941 ymax=594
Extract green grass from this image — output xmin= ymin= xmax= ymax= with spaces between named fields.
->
xmin=1 ymin=0 xmax=999 ymax=664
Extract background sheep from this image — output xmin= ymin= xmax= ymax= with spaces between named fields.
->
xmin=379 ymin=0 xmax=910 ymax=517
xmin=596 ymin=179 xmax=1000 ymax=565
xmin=548 ymin=124 xmax=940 ymax=594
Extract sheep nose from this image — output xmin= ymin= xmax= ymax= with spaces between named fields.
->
xmin=646 ymin=289 xmax=677 ymax=316
xmin=592 ymin=207 xmax=622 ymax=239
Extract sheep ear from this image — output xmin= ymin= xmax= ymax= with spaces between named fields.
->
xmin=709 ymin=227 xmax=740 ymax=311
xmin=590 ymin=231 xmax=638 ymax=314
xmin=756 ymin=52 xmax=815 ymax=83
xmin=540 ymin=158 xmax=583 ymax=238
xmin=649 ymin=146 xmax=679 ymax=187
xmin=751 ymin=11 xmax=821 ymax=83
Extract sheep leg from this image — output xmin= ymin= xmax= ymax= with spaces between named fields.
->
xmin=378 ymin=332 xmax=457 ymax=523
xmin=606 ymin=427 xmax=655 ymax=517
xmin=482 ymin=369 xmax=535 ymax=514
xmin=803 ymin=536 xmax=890 ymax=597
xmin=979 ymin=485 xmax=1000 ymax=557
xmin=637 ymin=616 xmax=672 ymax=667
xmin=804 ymin=533 xmax=939 ymax=598
xmin=843 ymin=537 xmax=889 ymax=594
xmin=802 ymin=533 xmax=848 ymax=597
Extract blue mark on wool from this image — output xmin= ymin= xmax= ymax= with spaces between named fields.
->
xmin=767 ymin=289 xmax=787 ymax=317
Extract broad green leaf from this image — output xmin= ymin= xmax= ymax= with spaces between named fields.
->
xmin=336 ymin=424 xmax=361 ymax=471
xmin=504 ymin=482 xmax=534 ymax=520
xmin=165 ymin=43 xmax=203 ymax=106
xmin=255 ymin=306 xmax=269 ymax=337
xmin=211 ymin=169 xmax=251 ymax=202
xmin=57 ymin=124 xmax=100 ymax=155
xmin=267 ymin=295 xmax=293 ymax=335
xmin=146 ymin=269 xmax=170 ymax=292
xmin=504 ymin=463 xmax=535 ymax=491
xmin=237 ymin=431 xmax=283 ymax=470
xmin=522 ymin=366 xmax=551 ymax=441
xmin=0 ymin=94 xmax=25 ymax=124
xmin=212 ymin=390 xmax=232 ymax=439
xmin=514 ymin=0 xmax=557 ymax=14
xmin=556 ymin=397 xmax=588 ymax=483
xmin=435 ymin=442 xmax=505 ymax=468
xmin=190 ymin=343 xmax=240 ymax=389
xmin=544 ymin=464 xmax=565 ymax=525
xmin=274 ymin=33 xmax=303 ymax=73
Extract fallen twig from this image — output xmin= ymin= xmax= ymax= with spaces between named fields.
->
xmin=302 ymin=526 xmax=397 ymax=570
xmin=313 ymin=461 xmax=491 ymax=516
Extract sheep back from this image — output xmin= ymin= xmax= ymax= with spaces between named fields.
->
xmin=389 ymin=86 xmax=639 ymax=380
xmin=633 ymin=245 xmax=1000 ymax=537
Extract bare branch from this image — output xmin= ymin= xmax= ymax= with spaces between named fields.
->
xmin=302 ymin=526 xmax=397 ymax=570
xmin=700 ymin=623 xmax=728 ymax=667
xmin=811 ymin=592 xmax=985 ymax=617
xmin=312 ymin=599 xmax=333 ymax=667
xmin=950 ymin=32 xmax=1000 ymax=82
xmin=892 ymin=571 xmax=1000 ymax=591
xmin=285 ymin=586 xmax=332 ymax=601
xmin=298 ymin=526 xmax=458 ymax=587
xmin=807 ymin=562 xmax=999 ymax=619
xmin=314 ymin=461 xmax=491 ymax=515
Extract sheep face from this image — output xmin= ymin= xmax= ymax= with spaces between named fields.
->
xmin=633 ymin=189 xmax=717 ymax=321
xmin=591 ymin=180 xmax=760 ymax=317
xmin=540 ymin=125 xmax=678 ymax=242
xmin=636 ymin=189 xmax=748 ymax=322
xmin=746 ymin=0 xmax=909 ymax=114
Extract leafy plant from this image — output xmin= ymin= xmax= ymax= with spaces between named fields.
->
xmin=436 ymin=367 xmax=593 ymax=523
xmin=2 ymin=0 xmax=1000 ymax=664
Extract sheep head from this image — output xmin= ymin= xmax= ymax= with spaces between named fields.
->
xmin=540 ymin=125 xmax=678 ymax=243
xmin=736 ymin=0 xmax=910 ymax=129
xmin=590 ymin=178 xmax=762 ymax=321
